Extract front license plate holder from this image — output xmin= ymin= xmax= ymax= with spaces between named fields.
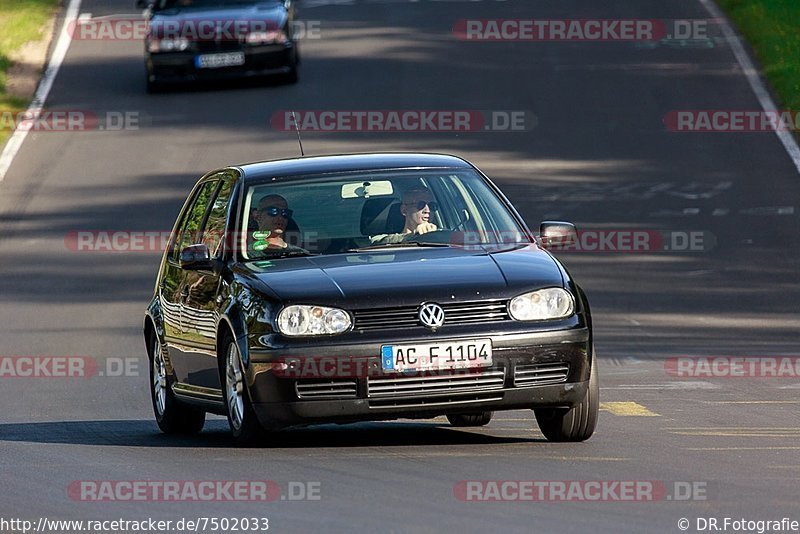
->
xmin=195 ymin=52 xmax=246 ymax=69
xmin=380 ymin=339 xmax=493 ymax=373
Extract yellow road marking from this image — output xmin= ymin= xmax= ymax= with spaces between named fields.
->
xmin=600 ymin=402 xmax=660 ymax=416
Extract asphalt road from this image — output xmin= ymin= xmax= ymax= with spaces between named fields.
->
xmin=1 ymin=0 xmax=800 ymax=532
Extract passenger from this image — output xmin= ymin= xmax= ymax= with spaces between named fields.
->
xmin=252 ymin=194 xmax=293 ymax=250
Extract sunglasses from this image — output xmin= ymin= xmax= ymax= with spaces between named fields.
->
xmin=258 ymin=206 xmax=293 ymax=218
xmin=406 ymin=200 xmax=439 ymax=211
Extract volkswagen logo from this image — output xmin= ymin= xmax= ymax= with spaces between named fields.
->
xmin=418 ymin=303 xmax=445 ymax=329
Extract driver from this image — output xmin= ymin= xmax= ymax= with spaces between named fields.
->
xmin=370 ymin=187 xmax=439 ymax=244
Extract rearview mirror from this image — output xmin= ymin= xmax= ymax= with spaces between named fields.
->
xmin=180 ymin=244 xmax=213 ymax=270
xmin=539 ymin=221 xmax=578 ymax=249
xmin=341 ymin=180 xmax=394 ymax=199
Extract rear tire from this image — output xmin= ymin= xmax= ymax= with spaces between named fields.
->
xmin=447 ymin=411 xmax=493 ymax=427
xmin=148 ymin=332 xmax=205 ymax=435
xmin=534 ymin=350 xmax=599 ymax=442
xmin=221 ymin=335 xmax=265 ymax=446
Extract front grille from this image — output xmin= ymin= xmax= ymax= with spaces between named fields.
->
xmin=194 ymin=40 xmax=244 ymax=53
xmin=367 ymin=368 xmax=505 ymax=404
xmin=369 ymin=391 xmax=504 ymax=409
xmin=353 ymin=300 xmax=509 ymax=331
xmin=295 ymin=379 xmax=357 ymax=399
xmin=514 ymin=363 xmax=570 ymax=387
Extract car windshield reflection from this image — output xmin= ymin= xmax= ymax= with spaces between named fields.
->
xmin=238 ymin=168 xmax=530 ymax=260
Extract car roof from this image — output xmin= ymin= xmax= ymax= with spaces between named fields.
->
xmin=234 ymin=153 xmax=474 ymax=181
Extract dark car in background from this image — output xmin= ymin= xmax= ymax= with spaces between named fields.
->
xmin=143 ymin=153 xmax=598 ymax=445
xmin=137 ymin=0 xmax=299 ymax=91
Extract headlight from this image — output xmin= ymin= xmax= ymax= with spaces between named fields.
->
xmin=245 ymin=30 xmax=288 ymax=45
xmin=147 ymin=38 xmax=190 ymax=53
xmin=277 ymin=305 xmax=352 ymax=336
xmin=508 ymin=288 xmax=574 ymax=321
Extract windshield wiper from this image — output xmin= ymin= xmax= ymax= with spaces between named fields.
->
xmin=348 ymin=242 xmax=453 ymax=252
xmin=481 ymin=242 xmax=533 ymax=253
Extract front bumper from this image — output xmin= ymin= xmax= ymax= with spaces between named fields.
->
xmin=244 ymin=327 xmax=591 ymax=430
xmin=146 ymin=43 xmax=297 ymax=83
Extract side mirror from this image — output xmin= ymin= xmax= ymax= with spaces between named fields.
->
xmin=180 ymin=244 xmax=213 ymax=270
xmin=539 ymin=221 xmax=578 ymax=250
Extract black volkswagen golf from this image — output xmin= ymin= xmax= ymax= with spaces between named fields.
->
xmin=144 ymin=153 xmax=598 ymax=445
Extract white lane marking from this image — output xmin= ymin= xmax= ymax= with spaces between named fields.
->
xmin=739 ymin=206 xmax=795 ymax=215
xmin=698 ymin=0 xmax=800 ymax=175
xmin=603 ymin=382 xmax=720 ymax=390
xmin=0 ymin=0 xmax=82 ymax=182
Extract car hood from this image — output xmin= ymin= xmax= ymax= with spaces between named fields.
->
xmin=238 ymin=246 xmax=565 ymax=307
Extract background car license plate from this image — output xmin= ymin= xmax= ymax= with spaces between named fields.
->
xmin=195 ymin=52 xmax=245 ymax=69
xmin=381 ymin=339 xmax=492 ymax=372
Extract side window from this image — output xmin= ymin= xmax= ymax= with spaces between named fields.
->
xmin=201 ymin=179 xmax=234 ymax=257
xmin=172 ymin=180 xmax=219 ymax=259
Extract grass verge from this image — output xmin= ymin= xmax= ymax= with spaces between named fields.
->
xmin=0 ymin=0 xmax=60 ymax=146
xmin=716 ymin=0 xmax=800 ymax=112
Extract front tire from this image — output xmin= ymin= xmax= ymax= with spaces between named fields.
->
xmin=534 ymin=350 xmax=599 ymax=442
xmin=148 ymin=332 xmax=205 ymax=434
xmin=145 ymin=75 xmax=163 ymax=94
xmin=447 ymin=411 xmax=493 ymax=427
xmin=282 ymin=65 xmax=298 ymax=85
xmin=222 ymin=336 xmax=264 ymax=446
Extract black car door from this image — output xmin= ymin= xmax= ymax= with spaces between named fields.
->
xmin=178 ymin=175 xmax=235 ymax=390
xmin=161 ymin=178 xmax=219 ymax=385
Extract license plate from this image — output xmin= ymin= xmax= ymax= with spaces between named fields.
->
xmin=381 ymin=339 xmax=492 ymax=373
xmin=195 ymin=52 xmax=245 ymax=69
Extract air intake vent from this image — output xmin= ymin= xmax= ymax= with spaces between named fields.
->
xmin=295 ymin=379 xmax=358 ymax=399
xmin=514 ymin=363 xmax=570 ymax=387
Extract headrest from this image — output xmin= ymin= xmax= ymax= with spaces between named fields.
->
xmin=360 ymin=197 xmax=404 ymax=235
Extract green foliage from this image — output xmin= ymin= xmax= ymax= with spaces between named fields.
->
xmin=718 ymin=0 xmax=800 ymax=111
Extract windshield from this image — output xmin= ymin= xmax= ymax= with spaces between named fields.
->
xmin=238 ymin=168 xmax=530 ymax=260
